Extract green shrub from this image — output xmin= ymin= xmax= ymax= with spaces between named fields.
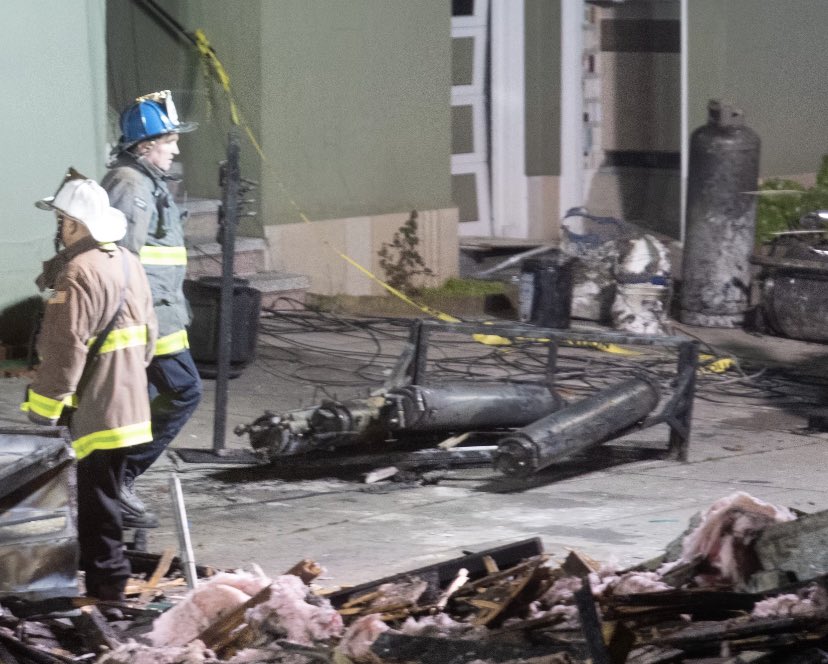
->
xmin=377 ymin=211 xmax=434 ymax=296
xmin=756 ymin=154 xmax=828 ymax=244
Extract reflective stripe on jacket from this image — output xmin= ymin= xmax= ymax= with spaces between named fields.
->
xmin=102 ymin=155 xmax=190 ymax=352
xmin=155 ymin=329 xmax=190 ymax=356
xmin=21 ymin=239 xmax=158 ymax=460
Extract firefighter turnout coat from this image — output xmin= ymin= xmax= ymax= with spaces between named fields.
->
xmin=22 ymin=238 xmax=158 ymax=460
xmin=102 ymin=153 xmax=190 ymax=357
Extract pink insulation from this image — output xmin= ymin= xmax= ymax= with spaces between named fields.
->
xmin=245 ymin=573 xmax=343 ymax=644
xmin=752 ymin=585 xmax=828 ymax=618
xmin=147 ymin=571 xmax=341 ymax=649
xmin=336 ymin=614 xmax=390 ymax=661
xmin=592 ymin=570 xmax=672 ymax=596
xmin=678 ymin=492 xmax=796 ymax=585
xmin=95 ymin=639 xmax=215 ymax=663
xmin=148 ymin=571 xmax=271 ymax=647
xmin=401 ymin=612 xmax=487 ymax=640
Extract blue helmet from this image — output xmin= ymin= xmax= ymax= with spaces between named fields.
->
xmin=117 ymin=90 xmax=197 ymax=149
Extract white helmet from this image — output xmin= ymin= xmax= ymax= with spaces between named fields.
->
xmin=36 ymin=168 xmax=127 ymax=243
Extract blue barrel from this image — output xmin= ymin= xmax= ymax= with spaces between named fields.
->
xmin=680 ymin=100 xmax=760 ymax=327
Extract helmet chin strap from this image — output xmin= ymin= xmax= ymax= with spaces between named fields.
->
xmin=54 ymin=215 xmax=64 ymax=253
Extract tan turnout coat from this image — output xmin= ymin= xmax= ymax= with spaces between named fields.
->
xmin=23 ymin=238 xmax=158 ymax=459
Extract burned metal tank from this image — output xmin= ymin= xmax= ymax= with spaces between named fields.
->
xmin=680 ymin=100 xmax=761 ymax=327
xmin=751 ymin=212 xmax=828 ymax=342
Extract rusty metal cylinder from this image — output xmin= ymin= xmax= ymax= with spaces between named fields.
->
xmin=680 ymin=100 xmax=761 ymax=327
xmin=493 ymin=376 xmax=660 ymax=477
xmin=382 ymin=383 xmax=564 ymax=432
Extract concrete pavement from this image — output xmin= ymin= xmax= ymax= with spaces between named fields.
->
xmin=3 ymin=313 xmax=828 ymax=590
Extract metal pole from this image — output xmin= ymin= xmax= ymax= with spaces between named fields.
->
xmin=169 ymin=473 xmax=198 ymax=589
xmin=213 ymin=128 xmax=240 ymax=454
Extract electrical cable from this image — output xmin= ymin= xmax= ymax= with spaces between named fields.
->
xmin=250 ymin=307 xmax=828 ymax=416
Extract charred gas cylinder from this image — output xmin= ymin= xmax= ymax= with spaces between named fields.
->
xmin=381 ymin=383 xmax=564 ymax=432
xmin=680 ymin=100 xmax=760 ymax=327
xmin=493 ymin=376 xmax=660 ymax=477
xmin=309 ymin=397 xmax=385 ymax=439
xmin=238 ymin=396 xmax=385 ymax=459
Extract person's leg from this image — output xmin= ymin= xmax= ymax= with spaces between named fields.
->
xmin=123 ymin=349 xmax=202 ymax=483
xmin=76 ymin=448 xmax=131 ymax=600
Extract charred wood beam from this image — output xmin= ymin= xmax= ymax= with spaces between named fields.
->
xmin=69 ymin=606 xmax=120 ymax=654
xmin=326 ymin=537 xmax=543 ymax=609
xmin=642 ymin=616 xmax=828 ymax=652
xmin=626 ymin=645 xmax=686 ymax=664
xmin=574 ymin=580 xmax=611 ymax=664
xmin=124 ymin=548 xmax=218 ymax=578
xmin=0 ymin=633 xmax=69 ymax=664
xmin=604 ymin=589 xmax=758 ymax=613
xmin=369 ymin=632 xmax=574 ymax=663
xmin=0 ymin=641 xmax=17 ymax=664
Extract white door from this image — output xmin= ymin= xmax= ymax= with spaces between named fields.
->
xmin=451 ymin=0 xmax=492 ymax=237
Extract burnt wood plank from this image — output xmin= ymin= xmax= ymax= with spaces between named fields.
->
xmin=326 ymin=537 xmax=543 ymax=609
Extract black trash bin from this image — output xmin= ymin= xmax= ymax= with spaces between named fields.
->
xmin=519 ymin=253 xmax=573 ymax=329
xmin=183 ymin=277 xmax=262 ymax=378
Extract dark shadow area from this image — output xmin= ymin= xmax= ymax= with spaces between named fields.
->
xmin=0 ymin=296 xmax=43 ymax=346
xmin=583 ymin=0 xmax=682 ymax=240
xmin=474 ymin=443 xmax=671 ymax=494
xmin=201 ymin=438 xmax=671 ymax=489
xmin=0 ymin=296 xmax=43 ymax=359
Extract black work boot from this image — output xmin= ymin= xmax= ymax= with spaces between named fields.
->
xmin=120 ymin=478 xmax=160 ymax=528
xmin=119 ymin=477 xmax=146 ymax=517
xmin=122 ymin=509 xmax=160 ymax=529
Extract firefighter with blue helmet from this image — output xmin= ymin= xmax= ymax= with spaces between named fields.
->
xmin=102 ymin=90 xmax=203 ymax=528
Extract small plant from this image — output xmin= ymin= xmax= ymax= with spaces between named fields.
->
xmin=756 ymin=154 xmax=828 ymax=244
xmin=378 ymin=210 xmax=434 ymax=296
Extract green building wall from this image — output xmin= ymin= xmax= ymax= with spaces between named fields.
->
xmin=525 ymin=0 xmax=562 ymax=177
xmin=0 ymin=0 xmax=108 ymax=339
xmin=107 ymin=0 xmax=453 ymax=234
xmin=687 ymin=0 xmax=828 ymax=178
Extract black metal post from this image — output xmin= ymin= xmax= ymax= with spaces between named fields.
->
xmin=668 ymin=340 xmax=699 ymax=461
xmin=213 ymin=129 xmax=240 ymax=454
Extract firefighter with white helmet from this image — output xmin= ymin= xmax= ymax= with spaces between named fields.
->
xmin=102 ymin=90 xmax=203 ymax=528
xmin=23 ymin=168 xmax=157 ymax=601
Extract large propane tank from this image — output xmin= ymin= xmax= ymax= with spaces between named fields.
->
xmin=680 ymin=100 xmax=760 ymax=327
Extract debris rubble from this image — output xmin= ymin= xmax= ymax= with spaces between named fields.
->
xmin=2 ymin=492 xmax=828 ymax=663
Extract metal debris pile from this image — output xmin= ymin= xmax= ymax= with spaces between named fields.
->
xmin=2 ymin=492 xmax=828 ymax=663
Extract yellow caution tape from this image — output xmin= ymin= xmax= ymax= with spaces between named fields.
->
xmin=194 ymin=29 xmax=266 ymax=161
xmin=191 ymin=29 xmax=644 ymax=359
xmin=699 ymin=354 xmax=735 ymax=373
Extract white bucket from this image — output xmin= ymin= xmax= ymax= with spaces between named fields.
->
xmin=611 ymin=283 xmax=670 ymax=335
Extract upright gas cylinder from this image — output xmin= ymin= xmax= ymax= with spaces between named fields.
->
xmin=680 ymin=100 xmax=760 ymax=327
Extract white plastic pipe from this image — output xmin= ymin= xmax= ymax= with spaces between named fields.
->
xmin=170 ymin=473 xmax=198 ymax=589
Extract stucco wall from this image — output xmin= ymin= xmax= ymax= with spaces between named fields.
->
xmin=524 ymin=0 xmax=562 ymax=178
xmin=107 ymin=1 xmax=453 ymax=229
xmin=0 ymin=0 xmax=107 ymax=338
xmin=258 ymin=1 xmax=453 ymax=226
xmin=687 ymin=0 xmax=828 ymax=178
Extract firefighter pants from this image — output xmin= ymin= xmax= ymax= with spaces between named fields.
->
xmin=76 ymin=447 xmax=131 ymax=596
xmin=124 ymin=348 xmax=203 ymax=483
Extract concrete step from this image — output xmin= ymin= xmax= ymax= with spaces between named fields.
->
xmin=181 ymin=198 xmax=222 ymax=243
xmin=185 ymin=236 xmax=310 ymax=312
xmin=245 ymin=271 xmax=310 ymax=311
xmin=187 ymin=237 xmax=268 ymax=279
